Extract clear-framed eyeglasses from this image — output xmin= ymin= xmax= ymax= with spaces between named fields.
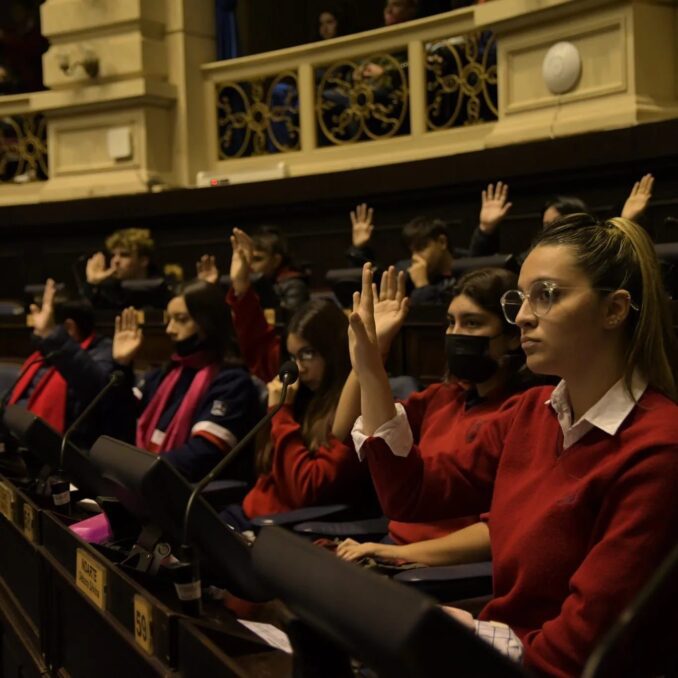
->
xmin=289 ymin=347 xmax=318 ymax=364
xmin=500 ymin=280 xmax=639 ymax=325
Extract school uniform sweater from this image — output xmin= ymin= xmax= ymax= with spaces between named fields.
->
xmin=388 ymin=382 xmax=505 ymax=544
xmin=133 ymin=364 xmax=259 ymax=481
xmin=356 ymin=385 xmax=678 ymax=677
xmin=242 ymin=405 xmax=375 ymax=518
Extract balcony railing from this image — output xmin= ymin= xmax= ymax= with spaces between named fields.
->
xmin=0 ymin=112 xmax=48 ymax=183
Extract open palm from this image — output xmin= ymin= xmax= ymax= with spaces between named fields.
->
xmin=113 ymin=307 xmax=143 ymax=365
xmin=374 ymin=265 xmax=409 ymax=354
xmin=479 ymin=181 xmax=512 ymax=234
xmin=622 ymin=173 xmax=654 ymax=221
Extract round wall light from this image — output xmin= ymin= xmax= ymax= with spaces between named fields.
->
xmin=542 ymin=41 xmax=581 ymax=95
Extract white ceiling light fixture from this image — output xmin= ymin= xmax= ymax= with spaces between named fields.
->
xmin=542 ymin=41 xmax=582 ymax=95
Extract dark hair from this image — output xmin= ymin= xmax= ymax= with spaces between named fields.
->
xmin=401 ymin=217 xmax=449 ymax=252
xmin=54 ymin=297 xmax=95 ymax=339
xmin=179 ymin=280 xmax=242 ymax=366
xmin=317 ymin=5 xmax=348 ymax=38
xmin=541 ymin=196 xmax=590 ymax=222
xmin=252 ymin=225 xmax=291 ymax=269
xmin=287 ymin=299 xmax=351 ymax=448
xmin=532 ymin=213 xmax=678 ymax=400
xmin=452 ymin=267 xmax=519 ymax=337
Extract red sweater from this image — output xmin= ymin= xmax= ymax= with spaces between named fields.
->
xmin=242 ymin=405 xmax=374 ymax=518
xmin=362 ymin=385 xmax=678 ymax=677
xmin=226 ymin=286 xmax=280 ymax=383
xmin=389 ymin=382 xmax=507 ymax=544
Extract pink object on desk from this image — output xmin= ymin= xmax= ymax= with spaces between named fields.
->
xmin=69 ymin=513 xmax=112 ymax=544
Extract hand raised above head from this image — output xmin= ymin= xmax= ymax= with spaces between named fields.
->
xmin=479 ymin=181 xmax=512 ymax=235
xmin=30 ymin=278 xmax=57 ymax=338
xmin=113 ymin=307 xmax=143 ymax=366
xmin=196 ymin=254 xmax=220 ymax=285
xmin=86 ymin=251 xmax=115 ymax=285
xmin=350 ymin=203 xmax=375 ymax=249
xmin=348 ymin=264 xmax=383 ymax=377
xmin=622 ymin=173 xmax=654 ymax=222
xmin=374 ymin=265 xmax=409 ymax=356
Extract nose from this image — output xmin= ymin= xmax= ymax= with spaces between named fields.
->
xmin=514 ymin=297 xmax=536 ymax=329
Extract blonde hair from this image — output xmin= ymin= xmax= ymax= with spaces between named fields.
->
xmin=534 ymin=214 xmax=678 ymax=401
xmin=105 ymin=228 xmax=155 ymax=257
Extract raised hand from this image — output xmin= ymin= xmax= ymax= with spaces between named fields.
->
xmin=30 ymin=278 xmax=57 ymax=338
xmin=479 ymin=181 xmax=512 ymax=234
xmin=267 ymin=374 xmax=298 ymax=408
xmin=196 ymin=254 xmax=220 ymax=285
xmin=86 ymin=252 xmax=115 ymax=285
xmin=348 ymin=264 xmax=382 ymax=377
xmin=350 ymin=203 xmax=375 ymax=248
xmin=407 ymin=253 xmax=429 ymax=288
xmin=622 ymin=173 xmax=654 ymax=221
xmin=374 ymin=265 xmax=409 ymax=355
xmin=229 ymin=228 xmax=253 ymax=296
xmin=113 ymin=307 xmax=143 ymax=366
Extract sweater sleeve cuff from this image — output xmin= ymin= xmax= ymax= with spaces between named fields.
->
xmin=351 ymin=403 xmax=413 ymax=461
xmin=474 ymin=621 xmax=523 ymax=663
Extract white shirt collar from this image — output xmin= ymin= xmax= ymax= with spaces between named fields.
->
xmin=545 ymin=371 xmax=648 ymax=449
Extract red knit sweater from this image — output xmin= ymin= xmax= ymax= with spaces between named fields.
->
xmin=389 ymin=382 xmax=510 ymax=544
xmin=242 ymin=405 xmax=374 ymax=518
xmin=362 ymin=385 xmax=678 ymax=677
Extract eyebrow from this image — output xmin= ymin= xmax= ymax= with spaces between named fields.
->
xmin=517 ymin=277 xmax=566 ymax=291
xmin=447 ymin=313 xmax=486 ymax=321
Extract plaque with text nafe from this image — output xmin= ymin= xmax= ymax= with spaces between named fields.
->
xmin=89 ymin=436 xmax=271 ymax=602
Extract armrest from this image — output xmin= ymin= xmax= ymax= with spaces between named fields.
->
xmin=393 ymin=561 xmax=493 ymax=602
xmin=293 ymin=516 xmax=389 ymax=539
xmin=251 ymin=504 xmax=350 ymax=528
xmin=199 ymin=479 xmax=249 ymax=507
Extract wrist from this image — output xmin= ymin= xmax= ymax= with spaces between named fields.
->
xmin=478 ymin=221 xmax=494 ymax=234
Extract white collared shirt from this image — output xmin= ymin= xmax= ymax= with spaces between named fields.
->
xmin=547 ymin=372 xmax=648 ymax=450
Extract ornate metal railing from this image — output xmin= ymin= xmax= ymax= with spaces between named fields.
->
xmin=202 ymin=5 xmax=501 ymax=168
xmin=0 ymin=113 xmax=48 ymax=182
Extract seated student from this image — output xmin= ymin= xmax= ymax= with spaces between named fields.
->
xmin=112 ymin=280 xmax=259 ymax=481
xmin=4 ymin=279 xmax=117 ymax=448
xmin=402 ymin=216 xmax=456 ymax=305
xmin=469 ymin=174 xmax=654 ymax=259
xmin=84 ymin=227 xmax=172 ymax=310
xmin=334 ymin=266 xmax=529 ymax=553
xmin=217 ymin=232 xmax=376 ymax=530
xmin=347 ymin=214 xmax=678 ymax=674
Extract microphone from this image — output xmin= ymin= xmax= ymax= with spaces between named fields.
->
xmin=0 ymin=350 xmax=63 ymax=415
xmin=176 ymin=361 xmax=299 ymax=612
xmin=51 ymin=370 xmax=125 ymax=509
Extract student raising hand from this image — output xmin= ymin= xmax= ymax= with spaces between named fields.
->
xmin=113 ymin=307 xmax=143 ymax=366
xmin=350 ymin=203 xmax=375 ymax=249
xmin=30 ymin=278 xmax=57 ymax=338
xmin=479 ymin=181 xmax=512 ymax=235
xmin=621 ymin=173 xmax=654 ymax=222
xmin=374 ymin=265 xmax=410 ymax=356
xmin=229 ymin=228 xmax=254 ymax=296
xmin=196 ymin=254 xmax=219 ymax=285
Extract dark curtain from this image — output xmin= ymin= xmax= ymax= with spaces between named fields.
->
xmin=216 ymin=0 xmax=239 ymax=60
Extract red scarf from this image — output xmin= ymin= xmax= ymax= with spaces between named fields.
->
xmin=136 ymin=352 xmax=219 ymax=454
xmin=9 ymin=335 xmax=95 ymax=434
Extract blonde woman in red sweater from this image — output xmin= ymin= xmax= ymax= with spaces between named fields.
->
xmin=347 ymin=214 xmax=678 ymax=676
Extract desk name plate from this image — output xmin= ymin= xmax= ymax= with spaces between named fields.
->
xmin=0 ymin=481 xmax=16 ymax=522
xmin=76 ymin=548 xmax=108 ymax=610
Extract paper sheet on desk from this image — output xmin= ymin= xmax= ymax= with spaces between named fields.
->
xmin=238 ymin=620 xmax=293 ymax=654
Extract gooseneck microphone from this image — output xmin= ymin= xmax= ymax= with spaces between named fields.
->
xmin=52 ymin=370 xmax=126 ymax=508
xmin=181 ymin=360 xmax=299 ymax=546
xmin=175 ymin=361 xmax=299 ymax=614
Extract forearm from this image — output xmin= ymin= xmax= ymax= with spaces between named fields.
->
xmin=332 ymin=370 xmax=361 ymax=442
xmin=392 ymin=522 xmax=491 ymax=566
xmin=358 ymin=366 xmax=396 ymax=436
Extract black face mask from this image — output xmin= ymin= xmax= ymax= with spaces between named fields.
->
xmin=173 ymin=333 xmax=204 ymax=357
xmin=445 ymin=333 xmax=501 ymax=384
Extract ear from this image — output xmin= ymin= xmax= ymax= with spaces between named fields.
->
xmin=602 ymin=290 xmax=632 ymax=330
xmin=63 ymin=318 xmax=80 ymax=341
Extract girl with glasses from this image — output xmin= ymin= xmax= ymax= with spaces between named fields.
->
xmin=215 ymin=231 xmax=377 ymax=530
xmin=347 ymin=214 xmax=678 ymax=673
xmin=336 ymin=265 xmax=537 ymax=564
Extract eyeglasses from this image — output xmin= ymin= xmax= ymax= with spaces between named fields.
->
xmin=289 ymin=348 xmax=318 ymax=363
xmin=500 ymin=280 xmax=639 ymax=325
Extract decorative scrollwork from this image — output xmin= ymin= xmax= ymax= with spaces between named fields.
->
xmin=0 ymin=113 xmax=48 ymax=182
xmin=426 ymin=32 xmax=498 ymax=131
xmin=216 ymin=71 xmax=300 ymax=158
xmin=316 ymin=52 xmax=409 ymax=145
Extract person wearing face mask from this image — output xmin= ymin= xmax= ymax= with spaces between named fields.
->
xmin=346 ymin=214 xmax=678 ymax=673
xmin=333 ymin=266 xmax=530 ymax=556
xmin=112 ymin=280 xmax=259 ymax=481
